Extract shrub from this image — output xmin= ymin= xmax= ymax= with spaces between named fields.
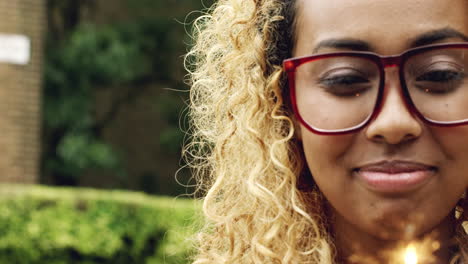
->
xmin=0 ymin=184 xmax=200 ymax=264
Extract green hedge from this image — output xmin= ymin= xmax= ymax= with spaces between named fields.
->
xmin=0 ymin=185 xmax=200 ymax=264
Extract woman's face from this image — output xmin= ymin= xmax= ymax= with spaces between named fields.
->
xmin=295 ymin=0 xmax=468 ymax=240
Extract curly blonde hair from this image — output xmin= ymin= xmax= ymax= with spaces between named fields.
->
xmin=184 ymin=0 xmax=468 ymax=263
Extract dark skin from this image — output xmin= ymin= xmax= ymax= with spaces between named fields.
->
xmin=293 ymin=0 xmax=468 ymax=263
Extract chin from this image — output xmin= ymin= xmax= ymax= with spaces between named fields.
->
xmin=368 ymin=211 xmax=444 ymax=242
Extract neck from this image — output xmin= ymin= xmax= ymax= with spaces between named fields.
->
xmin=330 ymin=208 xmax=457 ymax=264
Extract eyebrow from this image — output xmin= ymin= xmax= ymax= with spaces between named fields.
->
xmin=313 ymin=28 xmax=468 ymax=53
xmin=410 ymin=28 xmax=468 ymax=47
xmin=313 ymin=39 xmax=371 ymax=53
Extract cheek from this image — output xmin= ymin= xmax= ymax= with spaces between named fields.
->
xmin=300 ymin=126 xmax=355 ymax=181
xmin=432 ymin=127 xmax=468 ymax=186
xmin=432 ymin=126 xmax=468 ymax=164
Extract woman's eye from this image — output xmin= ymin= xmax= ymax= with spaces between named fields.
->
xmin=318 ymin=74 xmax=371 ymax=96
xmin=414 ymin=69 xmax=465 ymax=94
xmin=416 ymin=70 xmax=464 ymax=83
xmin=321 ymin=75 xmax=369 ymax=86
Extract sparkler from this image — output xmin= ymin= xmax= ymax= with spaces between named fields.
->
xmin=393 ymin=238 xmax=440 ymax=264
xmin=347 ymin=225 xmax=443 ymax=264
xmin=404 ymin=244 xmax=418 ymax=264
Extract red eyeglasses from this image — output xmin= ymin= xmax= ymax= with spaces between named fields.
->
xmin=283 ymin=43 xmax=468 ymax=135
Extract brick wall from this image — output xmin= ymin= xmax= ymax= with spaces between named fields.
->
xmin=0 ymin=0 xmax=45 ymax=183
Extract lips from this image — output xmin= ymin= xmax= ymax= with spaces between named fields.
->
xmin=354 ymin=161 xmax=436 ymax=193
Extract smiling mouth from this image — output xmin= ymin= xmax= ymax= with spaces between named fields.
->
xmin=354 ymin=160 xmax=437 ymax=194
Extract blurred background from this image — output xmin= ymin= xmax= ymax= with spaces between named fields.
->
xmin=0 ymin=0 xmax=213 ymax=263
xmin=2 ymin=0 xmax=213 ymax=195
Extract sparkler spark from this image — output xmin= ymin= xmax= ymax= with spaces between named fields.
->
xmin=404 ymin=244 xmax=418 ymax=264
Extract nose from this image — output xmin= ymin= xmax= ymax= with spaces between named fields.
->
xmin=365 ymin=68 xmax=422 ymax=144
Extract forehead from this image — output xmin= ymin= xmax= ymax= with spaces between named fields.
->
xmin=294 ymin=0 xmax=468 ymax=55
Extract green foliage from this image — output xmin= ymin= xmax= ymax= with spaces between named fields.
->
xmin=156 ymin=94 xmax=187 ymax=154
xmin=0 ymin=185 xmax=201 ymax=264
xmin=59 ymin=23 xmax=151 ymax=84
xmin=43 ymin=0 xmax=213 ymax=192
xmin=54 ymin=133 xmax=119 ymax=174
xmin=43 ymin=20 xmax=166 ymax=183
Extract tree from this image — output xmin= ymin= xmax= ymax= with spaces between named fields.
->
xmin=42 ymin=0 xmax=213 ymax=195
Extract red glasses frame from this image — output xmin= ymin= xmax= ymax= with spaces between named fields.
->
xmin=283 ymin=42 xmax=468 ymax=135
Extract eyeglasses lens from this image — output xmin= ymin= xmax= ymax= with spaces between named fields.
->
xmin=295 ymin=56 xmax=380 ymax=131
xmin=294 ymin=48 xmax=468 ymax=131
xmin=404 ymin=48 xmax=468 ymax=123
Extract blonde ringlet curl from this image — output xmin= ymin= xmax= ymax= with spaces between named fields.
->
xmin=184 ymin=0 xmax=467 ymax=263
xmin=184 ymin=0 xmax=334 ymax=263
xmin=454 ymin=192 xmax=467 ymax=261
